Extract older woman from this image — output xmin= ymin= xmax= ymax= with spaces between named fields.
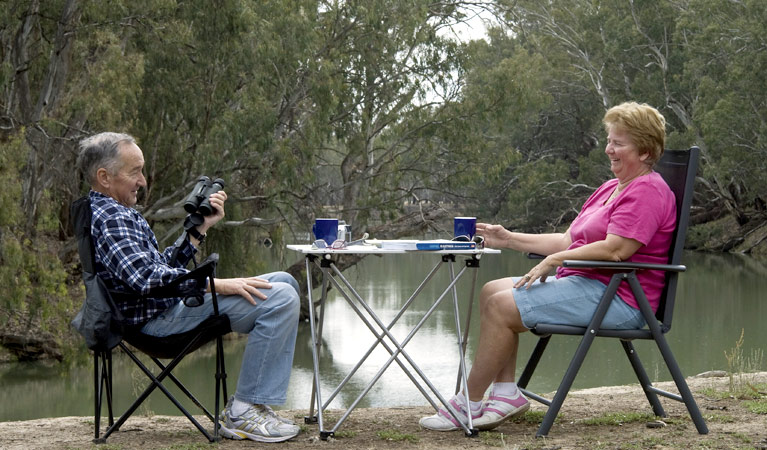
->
xmin=420 ymin=102 xmax=676 ymax=431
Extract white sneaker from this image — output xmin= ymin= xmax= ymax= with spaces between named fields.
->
xmin=260 ymin=403 xmax=297 ymax=426
xmin=473 ymin=391 xmax=530 ymax=431
xmin=419 ymin=397 xmax=481 ymax=431
xmin=219 ymin=397 xmax=300 ymax=442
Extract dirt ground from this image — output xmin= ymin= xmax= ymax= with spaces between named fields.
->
xmin=1 ymin=371 xmax=765 ymax=450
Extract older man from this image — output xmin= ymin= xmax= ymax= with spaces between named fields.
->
xmin=76 ymin=132 xmax=300 ymax=443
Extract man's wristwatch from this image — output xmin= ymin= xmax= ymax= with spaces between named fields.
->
xmin=188 ymin=226 xmax=206 ymax=244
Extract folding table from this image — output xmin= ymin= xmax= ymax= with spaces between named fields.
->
xmin=287 ymin=243 xmax=500 ymax=439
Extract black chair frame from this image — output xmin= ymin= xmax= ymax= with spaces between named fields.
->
xmin=71 ymin=196 xmax=231 ymax=443
xmin=93 ymin=285 xmax=230 ymax=443
xmin=516 ymin=147 xmax=709 ymax=437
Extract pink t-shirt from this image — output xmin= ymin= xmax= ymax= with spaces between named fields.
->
xmin=556 ymin=171 xmax=676 ymax=312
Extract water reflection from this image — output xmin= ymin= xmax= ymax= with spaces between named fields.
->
xmin=1 ymin=251 xmax=765 ymax=421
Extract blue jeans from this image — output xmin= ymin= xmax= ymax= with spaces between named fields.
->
xmin=141 ymin=271 xmax=301 ymax=405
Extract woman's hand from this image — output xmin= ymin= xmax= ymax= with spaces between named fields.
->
xmin=476 ymin=223 xmax=511 ymax=249
xmin=212 ymin=277 xmax=272 ymax=305
xmin=513 ymin=255 xmax=560 ymax=290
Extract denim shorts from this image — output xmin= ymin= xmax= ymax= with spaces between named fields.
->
xmin=512 ymin=275 xmax=646 ymax=330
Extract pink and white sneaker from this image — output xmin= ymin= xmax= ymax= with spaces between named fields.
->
xmin=419 ymin=397 xmax=481 ymax=431
xmin=473 ymin=392 xmax=530 ymax=431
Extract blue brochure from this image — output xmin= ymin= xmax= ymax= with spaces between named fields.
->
xmin=415 ymin=240 xmax=476 ymax=250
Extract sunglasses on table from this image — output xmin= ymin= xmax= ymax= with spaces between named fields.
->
xmin=312 ymin=233 xmax=370 ymax=250
xmin=451 ymin=234 xmax=485 ymax=248
xmin=312 ymin=239 xmax=347 ymax=249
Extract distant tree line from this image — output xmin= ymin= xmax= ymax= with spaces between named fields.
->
xmin=2 ymin=0 xmax=765 ymax=359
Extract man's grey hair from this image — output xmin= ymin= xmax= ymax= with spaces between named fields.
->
xmin=77 ymin=132 xmax=136 ymax=185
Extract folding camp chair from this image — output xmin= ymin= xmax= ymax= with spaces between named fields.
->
xmin=70 ymin=196 xmax=231 ymax=443
xmin=516 ymin=147 xmax=708 ymax=437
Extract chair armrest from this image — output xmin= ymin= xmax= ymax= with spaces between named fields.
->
xmin=562 ymin=259 xmax=685 ymax=272
xmin=527 ymin=253 xmax=684 ymax=273
xmin=147 ymin=253 xmax=220 ymax=298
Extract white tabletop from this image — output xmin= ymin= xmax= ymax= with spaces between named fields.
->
xmin=287 ymin=242 xmax=501 ymax=256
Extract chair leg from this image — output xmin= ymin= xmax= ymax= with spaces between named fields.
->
xmin=517 ymin=336 xmax=554 ymax=406
xmin=537 ymin=276 xmax=624 ymax=437
xmin=626 ymin=276 xmax=708 ymax=435
xmin=94 ymin=350 xmax=114 ymax=443
xmin=94 ymin=338 xmax=228 ymax=444
xmin=150 ymin=357 xmax=216 ymax=422
xmin=106 ymin=351 xmax=114 ymax=427
xmin=620 ymin=340 xmax=666 ymax=417
xmin=536 ymin=330 xmax=599 ymax=437
xmin=93 ymin=352 xmax=100 ymax=440
xmin=101 ymin=342 xmax=216 ymax=443
xmin=653 ymin=333 xmax=709 ymax=434
xmin=214 ymin=335 xmax=228 ymax=441
xmin=517 ymin=335 xmax=550 ymax=391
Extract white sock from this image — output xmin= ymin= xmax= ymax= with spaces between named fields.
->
xmin=457 ymin=392 xmax=482 ymax=415
xmin=231 ymin=398 xmax=253 ymax=416
xmin=469 ymin=399 xmax=483 ymax=415
xmin=491 ymin=382 xmax=519 ymax=397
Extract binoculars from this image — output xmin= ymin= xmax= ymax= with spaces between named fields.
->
xmin=183 ymin=176 xmax=225 ymax=216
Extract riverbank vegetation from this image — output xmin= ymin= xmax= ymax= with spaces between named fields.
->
xmin=2 ymin=0 xmax=767 ymax=361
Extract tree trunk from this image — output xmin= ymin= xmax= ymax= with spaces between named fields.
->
xmin=15 ymin=0 xmax=81 ymax=235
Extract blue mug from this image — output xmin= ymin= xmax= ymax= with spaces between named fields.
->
xmin=454 ymin=217 xmax=476 ymax=239
xmin=312 ymin=218 xmax=339 ymax=244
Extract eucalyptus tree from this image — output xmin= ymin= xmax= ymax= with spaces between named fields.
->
xmin=468 ymin=1 xmax=695 ymax=229
xmin=450 ymin=1 xmax=614 ymax=230
xmin=0 ymin=0 xmax=169 ymax=358
xmin=676 ymin=0 xmax=767 ymax=224
xmin=119 ymin=0 xmax=499 ymax=239
xmin=297 ymin=0 xmax=476 ymax=230
xmin=1 ymin=0 xmax=84 ymax=235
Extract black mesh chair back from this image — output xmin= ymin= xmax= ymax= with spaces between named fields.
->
xmin=652 ymin=148 xmax=699 ymax=329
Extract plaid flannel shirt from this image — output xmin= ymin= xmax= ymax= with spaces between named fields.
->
xmin=90 ymin=190 xmax=200 ymax=326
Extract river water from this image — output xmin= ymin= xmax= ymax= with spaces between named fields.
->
xmin=1 ymin=250 xmax=765 ymax=421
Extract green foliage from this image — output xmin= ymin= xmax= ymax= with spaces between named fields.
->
xmin=501 ymin=157 xmax=580 ymax=231
xmin=678 ymin=0 xmax=767 ymax=210
xmin=0 ymin=133 xmax=24 ymax=228
xmin=493 ymin=0 xmax=767 ymax=227
xmin=0 ymin=133 xmax=72 ymax=333
xmin=1 ymin=135 xmax=35 ymax=316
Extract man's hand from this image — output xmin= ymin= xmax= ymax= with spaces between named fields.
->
xmin=213 ymin=277 xmax=272 ymax=305
xmin=199 ymin=191 xmax=227 ymax=234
